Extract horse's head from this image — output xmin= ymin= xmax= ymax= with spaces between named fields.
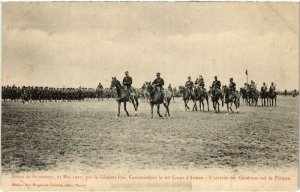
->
xmin=110 ymin=77 xmax=120 ymax=89
xmin=222 ymin=85 xmax=228 ymax=92
xmin=144 ymin=81 xmax=153 ymax=92
xmin=178 ymin=86 xmax=185 ymax=93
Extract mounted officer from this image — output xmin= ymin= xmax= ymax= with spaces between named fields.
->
xmin=229 ymin=78 xmax=236 ymax=93
xmin=168 ymin=84 xmax=172 ymax=91
xmin=97 ymin=82 xmax=103 ymax=90
xmin=185 ymin=76 xmax=194 ymax=92
xmin=261 ymin=82 xmax=268 ymax=92
xmin=212 ymin=76 xmax=221 ymax=95
xmin=122 ymin=71 xmax=133 ymax=97
xmin=195 ymin=75 xmax=205 ymax=90
xmin=152 ymin=72 xmax=164 ymax=97
xmin=269 ymin=82 xmax=276 ymax=92
xmin=250 ymin=80 xmax=256 ymax=92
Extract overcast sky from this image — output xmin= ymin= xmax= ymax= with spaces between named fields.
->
xmin=2 ymin=2 xmax=299 ymax=90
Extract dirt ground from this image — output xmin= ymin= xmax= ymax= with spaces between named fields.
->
xmin=1 ymin=96 xmax=298 ymax=172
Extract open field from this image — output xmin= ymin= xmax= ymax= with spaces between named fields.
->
xmin=1 ymin=96 xmax=298 ymax=172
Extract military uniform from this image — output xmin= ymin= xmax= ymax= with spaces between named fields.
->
xmin=261 ymin=84 xmax=268 ymax=92
xmin=97 ymin=84 xmax=103 ymax=90
xmin=212 ymin=80 xmax=221 ymax=89
xmin=152 ymin=77 xmax=164 ymax=88
xmin=229 ymin=81 xmax=236 ymax=92
xmin=123 ymin=76 xmax=132 ymax=92
xmin=185 ymin=80 xmax=194 ymax=91
xmin=244 ymin=84 xmax=249 ymax=91
xmin=152 ymin=76 xmax=165 ymax=98
xmin=212 ymin=79 xmax=221 ymax=95
xmin=269 ymin=85 xmax=276 ymax=92
xmin=195 ymin=77 xmax=205 ymax=88
xmin=250 ymin=82 xmax=256 ymax=91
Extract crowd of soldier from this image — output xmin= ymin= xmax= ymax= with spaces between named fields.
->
xmin=1 ymin=85 xmax=114 ymax=102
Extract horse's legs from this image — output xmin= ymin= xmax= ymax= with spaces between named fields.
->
xmin=230 ymin=102 xmax=234 ymax=113
xmin=157 ymin=104 xmax=162 ymax=117
xmin=221 ymin=98 xmax=224 ymax=111
xmin=135 ymin=96 xmax=139 ymax=115
xmin=124 ymin=102 xmax=129 ymax=116
xmin=199 ymin=100 xmax=202 ymax=111
xmin=193 ymin=100 xmax=197 ymax=111
xmin=213 ymin=101 xmax=216 ymax=112
xmin=163 ymin=101 xmax=170 ymax=117
xmin=184 ymin=100 xmax=189 ymax=111
xmin=131 ymin=96 xmax=138 ymax=116
xmin=151 ymin=103 xmax=154 ymax=118
xmin=226 ymin=103 xmax=229 ymax=114
xmin=206 ymin=98 xmax=210 ymax=111
xmin=235 ymin=101 xmax=239 ymax=113
xmin=186 ymin=100 xmax=190 ymax=110
xmin=198 ymin=100 xmax=201 ymax=111
xmin=117 ymin=102 xmax=121 ymax=117
xmin=271 ymin=98 xmax=273 ymax=106
xmin=167 ymin=99 xmax=171 ymax=116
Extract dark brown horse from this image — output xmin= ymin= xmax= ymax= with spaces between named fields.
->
xmin=194 ymin=85 xmax=209 ymax=111
xmin=179 ymin=86 xmax=196 ymax=111
xmin=145 ymin=82 xmax=171 ymax=118
xmin=110 ymin=77 xmax=139 ymax=117
xmin=240 ymin=88 xmax=251 ymax=105
xmin=210 ymin=87 xmax=224 ymax=113
xmin=268 ymin=87 xmax=277 ymax=106
xmin=260 ymin=87 xmax=269 ymax=106
xmin=223 ymin=86 xmax=240 ymax=114
xmin=248 ymin=89 xmax=259 ymax=106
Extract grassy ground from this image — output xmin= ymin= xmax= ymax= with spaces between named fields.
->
xmin=1 ymin=96 xmax=298 ymax=172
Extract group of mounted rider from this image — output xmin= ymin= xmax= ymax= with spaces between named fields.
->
xmin=180 ymin=75 xmax=240 ymax=113
xmin=111 ymin=71 xmax=171 ymax=118
xmin=240 ymin=80 xmax=277 ymax=106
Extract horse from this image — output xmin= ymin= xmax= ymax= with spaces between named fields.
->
xmin=110 ymin=77 xmax=139 ymax=117
xmin=145 ymin=82 xmax=171 ymax=118
xmin=142 ymin=82 xmax=151 ymax=102
xmin=194 ymin=85 xmax=210 ymax=111
xmin=260 ymin=87 xmax=269 ymax=106
xmin=179 ymin=86 xmax=196 ymax=111
xmin=240 ymin=88 xmax=251 ymax=105
xmin=222 ymin=86 xmax=240 ymax=114
xmin=209 ymin=87 xmax=224 ymax=113
xmin=268 ymin=88 xmax=277 ymax=106
xmin=171 ymin=88 xmax=176 ymax=103
xmin=247 ymin=89 xmax=259 ymax=106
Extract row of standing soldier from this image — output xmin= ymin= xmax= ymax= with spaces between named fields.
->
xmin=1 ymin=85 xmax=115 ymax=102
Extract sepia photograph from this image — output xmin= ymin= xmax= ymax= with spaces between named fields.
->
xmin=1 ymin=2 xmax=299 ymax=191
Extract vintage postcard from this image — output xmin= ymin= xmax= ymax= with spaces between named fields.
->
xmin=1 ymin=2 xmax=299 ymax=191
